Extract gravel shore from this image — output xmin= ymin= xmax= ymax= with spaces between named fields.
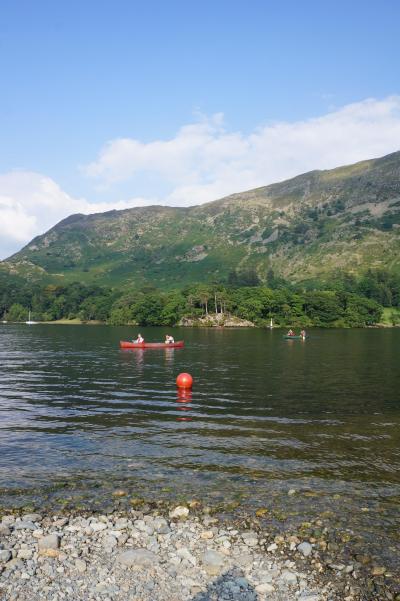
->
xmin=0 ymin=502 xmax=397 ymax=601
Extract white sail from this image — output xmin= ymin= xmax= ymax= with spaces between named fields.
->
xmin=26 ymin=310 xmax=37 ymax=325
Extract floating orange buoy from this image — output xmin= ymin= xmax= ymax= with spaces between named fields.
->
xmin=176 ymin=372 xmax=193 ymax=389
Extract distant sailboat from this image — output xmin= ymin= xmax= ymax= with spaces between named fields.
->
xmin=26 ymin=310 xmax=37 ymax=325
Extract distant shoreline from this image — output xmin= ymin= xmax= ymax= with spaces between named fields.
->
xmin=1 ymin=319 xmax=399 ymax=328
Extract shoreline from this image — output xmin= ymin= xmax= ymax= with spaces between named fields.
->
xmin=1 ymin=320 xmax=399 ymax=328
xmin=1 ymin=500 xmax=393 ymax=601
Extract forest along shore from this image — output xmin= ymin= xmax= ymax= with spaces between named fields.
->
xmin=3 ymin=270 xmax=400 ymax=328
xmin=0 ymin=503 xmax=397 ymax=601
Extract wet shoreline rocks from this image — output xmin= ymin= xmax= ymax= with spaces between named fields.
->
xmin=0 ymin=504 xmax=398 ymax=601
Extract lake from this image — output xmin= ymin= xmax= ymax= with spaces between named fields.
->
xmin=0 ymin=324 xmax=399 ymax=571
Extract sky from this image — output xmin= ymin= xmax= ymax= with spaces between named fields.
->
xmin=1 ymin=0 xmax=400 ymax=259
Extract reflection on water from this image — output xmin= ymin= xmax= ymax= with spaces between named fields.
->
xmin=176 ymin=389 xmax=192 ymax=421
xmin=164 ymin=347 xmax=175 ymax=366
xmin=0 ymin=324 xmax=400 ymax=570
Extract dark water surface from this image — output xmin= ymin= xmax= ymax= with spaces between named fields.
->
xmin=1 ymin=325 xmax=399 ymax=568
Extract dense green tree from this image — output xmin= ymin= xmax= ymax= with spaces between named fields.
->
xmin=5 ymin=303 xmax=28 ymax=322
xmin=303 ymin=291 xmax=342 ymax=326
xmin=132 ymin=295 xmax=165 ymax=326
xmin=108 ymin=306 xmax=134 ymax=325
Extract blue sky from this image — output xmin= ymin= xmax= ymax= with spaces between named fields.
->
xmin=1 ymin=0 xmax=400 ymax=257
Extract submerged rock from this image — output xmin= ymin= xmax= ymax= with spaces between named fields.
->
xmin=371 ymin=565 xmax=386 ymax=576
xmin=169 ymin=506 xmax=189 ymax=519
xmin=112 ymin=489 xmax=127 ymax=497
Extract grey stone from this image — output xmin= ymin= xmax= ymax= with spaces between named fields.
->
xmin=103 ymin=535 xmax=118 ymax=550
xmin=4 ymin=557 xmax=23 ymax=571
xmin=298 ymin=542 xmax=313 ymax=557
xmin=281 ymin=569 xmax=298 ymax=584
xmin=256 ymin=582 xmax=275 ymax=594
xmin=0 ymin=550 xmax=12 ymax=563
xmin=41 ymin=563 xmax=56 ymax=578
xmin=134 ymin=519 xmax=146 ymax=530
xmin=153 ymin=518 xmax=170 ymax=534
xmin=254 ymin=569 xmax=274 ymax=583
xmin=91 ymin=522 xmax=107 ymax=532
xmin=235 ymin=553 xmax=254 ymax=567
xmin=22 ymin=513 xmax=42 ymax=523
xmin=17 ymin=549 xmax=33 ymax=560
xmin=1 ymin=516 xmax=15 ymax=526
xmin=0 ymin=524 xmax=11 ymax=536
xmin=114 ymin=518 xmax=129 ymax=529
xmin=298 ymin=593 xmax=320 ymax=601
xmin=242 ymin=531 xmax=258 ymax=547
xmin=53 ymin=517 xmax=69 ymax=527
xmin=38 ymin=534 xmax=60 ymax=551
xmin=14 ymin=521 xmax=36 ymax=531
xmin=176 ymin=547 xmax=196 ymax=565
xmin=95 ymin=581 xmax=120 ymax=594
xmin=201 ymin=549 xmax=225 ymax=575
xmin=118 ymin=533 xmax=129 ymax=545
xmin=75 ymin=559 xmax=87 ymax=573
xmin=116 ymin=548 xmax=158 ymax=567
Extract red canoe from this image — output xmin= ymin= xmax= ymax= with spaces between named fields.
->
xmin=120 ymin=340 xmax=184 ymax=349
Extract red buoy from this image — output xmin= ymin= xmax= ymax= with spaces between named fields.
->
xmin=176 ymin=372 xmax=193 ymax=389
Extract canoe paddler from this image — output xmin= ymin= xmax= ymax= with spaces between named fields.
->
xmin=133 ymin=333 xmax=144 ymax=343
xmin=165 ymin=334 xmax=174 ymax=344
xmin=287 ymin=329 xmax=295 ymax=337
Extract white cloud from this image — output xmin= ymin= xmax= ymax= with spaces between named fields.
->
xmin=0 ymin=171 xmax=154 ymax=259
xmin=84 ymin=96 xmax=400 ymax=207
xmin=1 ymin=96 xmax=400 ymax=260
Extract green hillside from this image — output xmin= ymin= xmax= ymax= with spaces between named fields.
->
xmin=2 ymin=151 xmax=400 ymax=289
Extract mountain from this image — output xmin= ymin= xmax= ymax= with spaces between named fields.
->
xmin=2 ymin=151 xmax=400 ymax=289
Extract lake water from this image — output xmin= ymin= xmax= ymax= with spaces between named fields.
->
xmin=0 ymin=324 xmax=399 ymax=571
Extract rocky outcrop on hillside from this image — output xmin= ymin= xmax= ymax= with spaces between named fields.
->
xmin=179 ymin=314 xmax=255 ymax=327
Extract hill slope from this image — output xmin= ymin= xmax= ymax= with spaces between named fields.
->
xmin=2 ymin=151 xmax=400 ymax=288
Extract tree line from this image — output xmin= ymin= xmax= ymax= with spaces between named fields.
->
xmin=2 ymin=269 xmax=400 ymax=327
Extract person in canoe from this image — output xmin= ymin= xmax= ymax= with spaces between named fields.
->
xmin=287 ymin=329 xmax=295 ymax=337
xmin=300 ymin=329 xmax=306 ymax=339
xmin=133 ymin=333 xmax=144 ymax=343
xmin=165 ymin=334 xmax=175 ymax=344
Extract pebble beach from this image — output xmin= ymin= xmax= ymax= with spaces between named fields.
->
xmin=1 ymin=500 xmax=397 ymax=601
